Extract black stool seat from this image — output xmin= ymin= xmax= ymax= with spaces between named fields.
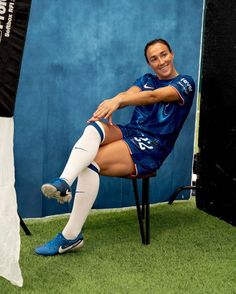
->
xmin=122 ymin=172 xmax=156 ymax=245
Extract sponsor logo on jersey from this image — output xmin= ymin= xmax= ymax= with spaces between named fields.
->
xmin=177 ymin=78 xmax=193 ymax=94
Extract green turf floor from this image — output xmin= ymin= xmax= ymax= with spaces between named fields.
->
xmin=1 ymin=198 xmax=236 ymax=294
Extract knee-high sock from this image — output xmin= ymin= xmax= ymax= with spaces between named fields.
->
xmin=62 ymin=163 xmax=100 ymax=239
xmin=60 ymin=122 xmax=105 ymax=186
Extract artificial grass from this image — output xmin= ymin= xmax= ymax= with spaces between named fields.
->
xmin=0 ymin=198 xmax=236 ymax=294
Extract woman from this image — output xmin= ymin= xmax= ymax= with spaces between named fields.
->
xmin=35 ymin=38 xmax=195 ymax=256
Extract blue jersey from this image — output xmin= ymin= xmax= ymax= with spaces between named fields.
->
xmin=125 ymin=73 xmax=195 ymax=153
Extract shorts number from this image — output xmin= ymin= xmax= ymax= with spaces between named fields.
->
xmin=134 ymin=137 xmax=154 ymax=150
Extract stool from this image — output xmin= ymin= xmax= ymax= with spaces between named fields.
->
xmin=122 ymin=172 xmax=156 ymax=245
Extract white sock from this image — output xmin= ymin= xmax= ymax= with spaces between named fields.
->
xmin=60 ymin=122 xmax=105 ymax=186
xmin=62 ymin=163 xmax=100 ymax=239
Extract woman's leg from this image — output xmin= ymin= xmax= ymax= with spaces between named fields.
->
xmin=62 ymin=139 xmax=135 ymax=240
xmin=60 ymin=122 xmax=124 ymax=184
xmin=95 ymin=139 xmax=136 ymax=177
xmin=62 ymin=164 xmax=100 ymax=240
xmin=35 ymin=139 xmax=135 ymax=255
xmin=41 ymin=122 xmax=123 ymax=203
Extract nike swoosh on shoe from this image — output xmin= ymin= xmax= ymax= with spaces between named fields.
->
xmin=58 ymin=239 xmax=84 ymax=254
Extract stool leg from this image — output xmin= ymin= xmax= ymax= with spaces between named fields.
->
xmin=143 ymin=178 xmax=150 ymax=244
xmin=141 ymin=180 xmax=146 ymax=220
xmin=132 ymin=179 xmax=145 ymax=244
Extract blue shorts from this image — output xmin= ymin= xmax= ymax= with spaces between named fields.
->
xmin=117 ymin=125 xmax=168 ymax=176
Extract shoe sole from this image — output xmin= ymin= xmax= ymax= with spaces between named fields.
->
xmin=41 ymin=184 xmax=72 ymax=204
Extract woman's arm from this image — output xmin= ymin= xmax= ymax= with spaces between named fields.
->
xmin=87 ymin=85 xmax=180 ymax=124
xmin=119 ymin=85 xmax=180 ymax=107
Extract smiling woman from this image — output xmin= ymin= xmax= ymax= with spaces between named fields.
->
xmin=144 ymin=39 xmax=178 ymax=80
xmin=35 ymin=38 xmax=196 ymax=256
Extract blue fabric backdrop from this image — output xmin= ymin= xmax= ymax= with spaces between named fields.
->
xmin=14 ymin=0 xmax=204 ymax=217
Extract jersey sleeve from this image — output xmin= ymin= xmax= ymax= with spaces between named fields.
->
xmin=170 ymin=75 xmax=195 ymax=105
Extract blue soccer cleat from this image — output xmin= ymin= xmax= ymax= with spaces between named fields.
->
xmin=35 ymin=232 xmax=84 ymax=256
xmin=41 ymin=178 xmax=72 ymax=203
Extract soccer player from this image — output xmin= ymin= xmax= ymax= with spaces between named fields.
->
xmin=35 ymin=39 xmax=195 ymax=256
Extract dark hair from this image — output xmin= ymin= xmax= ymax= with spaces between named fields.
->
xmin=144 ymin=38 xmax=172 ymax=63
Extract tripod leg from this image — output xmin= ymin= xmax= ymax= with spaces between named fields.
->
xmin=18 ymin=213 xmax=31 ymax=236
